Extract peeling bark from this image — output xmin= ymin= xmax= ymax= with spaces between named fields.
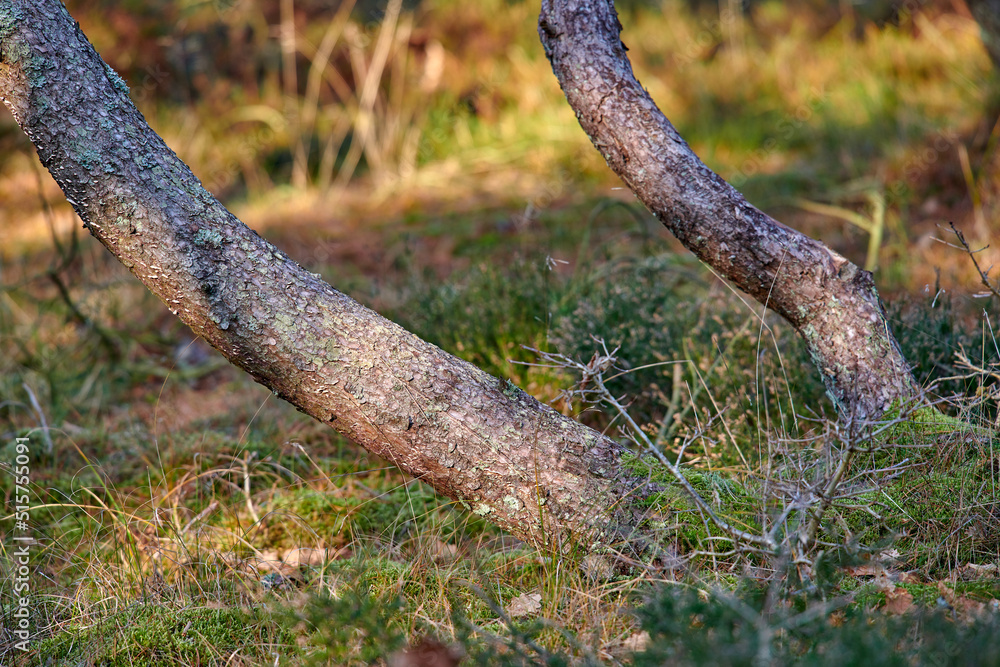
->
xmin=539 ymin=0 xmax=917 ymax=420
xmin=0 ymin=0 xmax=658 ymax=553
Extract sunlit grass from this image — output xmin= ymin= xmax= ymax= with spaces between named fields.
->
xmin=3 ymin=0 xmax=1000 ymax=663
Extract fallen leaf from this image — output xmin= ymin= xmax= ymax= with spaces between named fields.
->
xmin=429 ymin=539 xmax=459 ymax=562
xmin=387 ymin=637 xmax=463 ymax=667
xmin=874 ymin=569 xmax=895 ymax=591
xmin=884 ymin=586 xmax=914 ymax=615
xmin=284 ymin=547 xmax=330 ymax=566
xmin=507 ymin=592 xmax=542 ymax=619
xmin=621 ymin=631 xmax=650 ymax=653
xmin=938 ymin=580 xmax=988 ymax=617
xmin=955 ymin=596 xmax=987 ymax=617
xmin=957 ymin=562 xmax=999 ymax=580
xmin=847 ymin=563 xmax=884 ymax=577
xmin=937 ymin=580 xmax=956 ymax=606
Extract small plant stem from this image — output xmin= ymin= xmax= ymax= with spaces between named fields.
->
xmin=948 ymin=221 xmax=1000 ymax=299
xmin=22 ymin=382 xmax=54 ymax=455
xmin=592 ymin=373 xmax=777 ymax=551
xmin=797 ymin=430 xmax=857 ymax=553
xmin=242 ymin=452 xmax=260 ymax=524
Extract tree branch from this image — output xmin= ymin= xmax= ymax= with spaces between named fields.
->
xmin=538 ymin=0 xmax=917 ymax=420
xmin=0 ymin=0 xmax=658 ymax=553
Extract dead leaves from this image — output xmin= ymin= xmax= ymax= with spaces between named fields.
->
xmin=387 ymin=637 xmax=463 ymax=667
xmin=847 ymin=554 xmax=1000 ymax=619
xmin=507 ymin=592 xmax=543 ymax=619
xmin=870 ymin=569 xmax=1000 ymax=619
xmin=882 ymin=584 xmax=915 ymax=615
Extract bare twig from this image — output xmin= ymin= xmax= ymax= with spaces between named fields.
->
xmin=943 ymin=222 xmax=1000 ymax=299
xmin=795 ymin=422 xmax=860 ymax=554
xmin=520 ymin=341 xmax=949 ymax=569
xmin=520 ymin=340 xmax=777 ymax=552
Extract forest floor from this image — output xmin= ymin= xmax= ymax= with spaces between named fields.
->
xmin=2 ymin=0 xmax=1000 ymax=664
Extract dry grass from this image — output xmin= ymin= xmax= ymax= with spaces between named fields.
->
xmin=3 ymin=0 xmax=1000 ymax=663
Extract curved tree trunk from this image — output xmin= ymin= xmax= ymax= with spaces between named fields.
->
xmin=0 ymin=0 xmax=922 ymax=556
xmin=0 ymin=0 xmax=655 ymax=553
xmin=539 ymin=0 xmax=918 ymax=421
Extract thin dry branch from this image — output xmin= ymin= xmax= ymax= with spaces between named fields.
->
xmin=943 ymin=221 xmax=1000 ymax=299
xmin=520 ymin=341 xmax=777 ymax=552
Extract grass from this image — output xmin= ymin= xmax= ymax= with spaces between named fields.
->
xmin=3 ymin=0 xmax=1000 ymax=663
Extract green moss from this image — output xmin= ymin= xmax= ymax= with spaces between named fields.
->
xmin=258 ymin=484 xmax=440 ymax=548
xmin=619 ymin=452 xmax=763 ymax=549
xmin=836 ymin=408 xmax=998 ymax=570
xmin=32 ymin=605 xmax=291 ymax=666
xmin=879 ymin=405 xmax=992 ymax=446
xmin=617 ymin=407 xmax=996 ymax=570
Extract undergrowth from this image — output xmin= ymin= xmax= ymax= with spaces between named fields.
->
xmin=3 ymin=0 xmax=1000 ymax=664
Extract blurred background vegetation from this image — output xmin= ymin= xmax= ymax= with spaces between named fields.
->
xmin=2 ymin=0 xmax=1000 ymax=663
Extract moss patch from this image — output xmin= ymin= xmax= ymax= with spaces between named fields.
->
xmin=32 ymin=605 xmax=292 ymax=667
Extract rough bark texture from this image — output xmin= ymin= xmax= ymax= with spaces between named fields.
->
xmin=0 ymin=0 xmax=657 ymax=553
xmin=539 ymin=0 xmax=918 ymax=421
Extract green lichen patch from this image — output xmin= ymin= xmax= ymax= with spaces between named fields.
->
xmin=193 ymin=227 xmax=224 ymax=249
xmin=103 ymin=61 xmax=130 ymax=96
xmin=0 ymin=5 xmax=22 ymax=39
xmin=0 ymin=7 xmax=27 ymax=64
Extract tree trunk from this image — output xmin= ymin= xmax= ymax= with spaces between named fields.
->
xmin=539 ymin=0 xmax=918 ymax=421
xmin=0 ymin=0 xmax=921 ymax=556
xmin=0 ymin=0 xmax=655 ymax=553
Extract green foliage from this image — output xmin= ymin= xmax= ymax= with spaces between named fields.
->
xmin=551 ymin=250 xmax=826 ymax=460
xmin=30 ymin=605 xmax=292 ymax=667
xmin=288 ymin=588 xmax=408 ymax=666
xmin=393 ymin=255 xmax=558 ymax=379
xmin=632 ymin=582 xmax=1000 ymax=666
xmin=888 ymin=294 xmax=997 ymax=421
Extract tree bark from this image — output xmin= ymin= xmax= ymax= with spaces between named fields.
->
xmin=539 ymin=0 xmax=918 ymax=421
xmin=0 ymin=0 xmax=656 ymax=553
xmin=0 ymin=0 xmax=923 ymax=557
